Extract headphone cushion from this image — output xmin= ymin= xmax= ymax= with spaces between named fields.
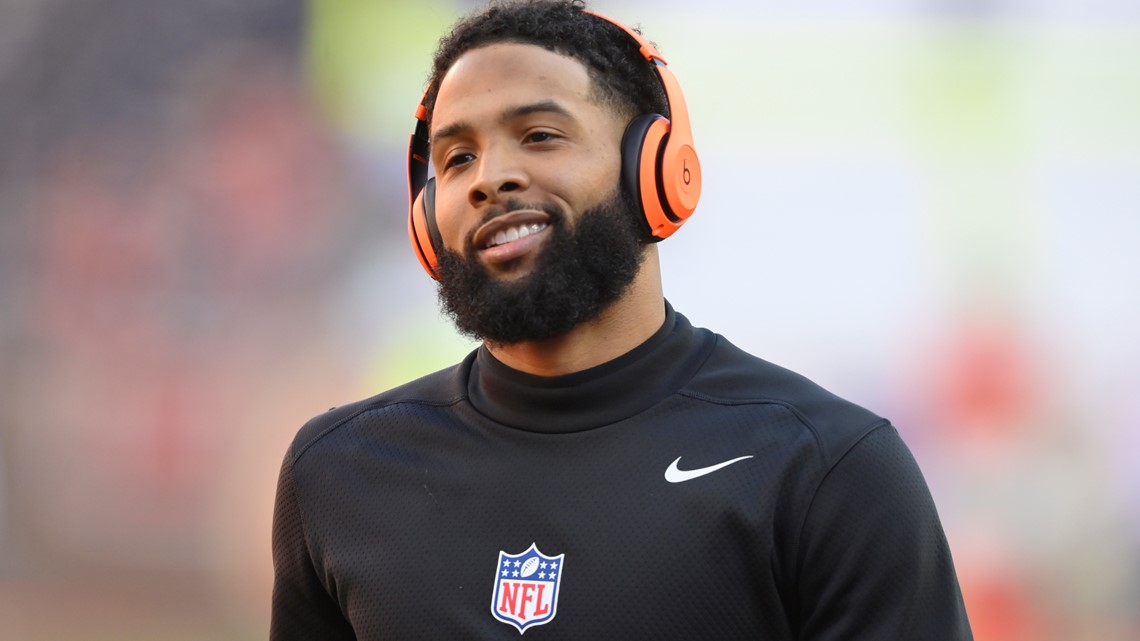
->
xmin=621 ymin=114 xmax=668 ymax=239
xmin=623 ymin=113 xmax=682 ymax=240
xmin=408 ymin=178 xmax=441 ymax=279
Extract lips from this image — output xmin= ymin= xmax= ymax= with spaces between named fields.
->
xmin=470 ymin=210 xmax=553 ymax=267
xmin=485 ymin=222 xmax=548 ymax=248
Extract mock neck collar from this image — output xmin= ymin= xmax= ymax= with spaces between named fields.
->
xmin=466 ymin=302 xmax=715 ymax=433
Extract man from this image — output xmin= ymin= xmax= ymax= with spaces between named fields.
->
xmin=271 ymin=1 xmax=973 ymax=639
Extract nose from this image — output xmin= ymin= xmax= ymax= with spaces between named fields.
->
xmin=467 ymin=146 xmax=529 ymax=207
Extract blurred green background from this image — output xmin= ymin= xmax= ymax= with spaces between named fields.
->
xmin=1 ymin=0 xmax=1137 ymax=639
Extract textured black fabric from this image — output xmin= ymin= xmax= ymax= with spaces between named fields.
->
xmin=270 ymin=304 xmax=972 ymax=640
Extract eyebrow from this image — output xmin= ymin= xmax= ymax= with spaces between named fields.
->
xmin=431 ymin=100 xmax=575 ymax=148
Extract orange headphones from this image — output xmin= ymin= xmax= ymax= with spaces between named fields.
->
xmin=407 ymin=9 xmax=701 ymax=280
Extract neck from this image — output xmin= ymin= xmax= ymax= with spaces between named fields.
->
xmin=486 ymin=248 xmax=664 ymax=377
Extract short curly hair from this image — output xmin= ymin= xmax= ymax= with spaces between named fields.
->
xmin=422 ymin=0 xmax=668 ymax=130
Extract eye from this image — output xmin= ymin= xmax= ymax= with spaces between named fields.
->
xmin=444 ymin=152 xmax=475 ymax=170
xmin=524 ymin=131 xmax=558 ymax=144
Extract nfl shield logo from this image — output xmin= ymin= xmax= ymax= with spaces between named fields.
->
xmin=491 ymin=543 xmax=565 ymax=634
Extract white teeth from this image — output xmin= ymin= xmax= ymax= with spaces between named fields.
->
xmin=486 ymin=222 xmax=548 ymax=248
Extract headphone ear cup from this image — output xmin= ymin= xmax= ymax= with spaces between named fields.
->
xmin=621 ymin=114 xmax=676 ymax=241
xmin=408 ymin=178 xmax=441 ymax=280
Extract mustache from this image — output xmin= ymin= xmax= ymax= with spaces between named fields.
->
xmin=481 ymin=198 xmax=563 ymax=223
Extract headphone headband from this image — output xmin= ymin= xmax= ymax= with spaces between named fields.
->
xmin=583 ymin=10 xmax=666 ymax=64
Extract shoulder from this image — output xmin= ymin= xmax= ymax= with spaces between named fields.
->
xmin=284 ymin=353 xmax=473 ymax=467
xmin=682 ymin=330 xmax=888 ymax=465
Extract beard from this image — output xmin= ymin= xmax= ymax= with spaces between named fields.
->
xmin=435 ymin=188 xmax=646 ymax=345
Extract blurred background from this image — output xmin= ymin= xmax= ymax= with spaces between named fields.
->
xmin=1 ymin=0 xmax=1137 ymax=638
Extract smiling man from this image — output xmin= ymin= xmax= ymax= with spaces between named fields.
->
xmin=270 ymin=2 xmax=973 ymax=639
xmin=431 ymin=43 xmax=652 ymax=356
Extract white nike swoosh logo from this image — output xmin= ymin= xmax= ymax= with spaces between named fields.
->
xmin=664 ymin=455 xmax=754 ymax=483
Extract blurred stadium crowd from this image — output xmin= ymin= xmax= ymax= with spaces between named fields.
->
xmin=0 ymin=0 xmax=1137 ymax=639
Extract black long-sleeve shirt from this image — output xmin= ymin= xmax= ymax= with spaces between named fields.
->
xmin=271 ymin=304 xmax=972 ymax=639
